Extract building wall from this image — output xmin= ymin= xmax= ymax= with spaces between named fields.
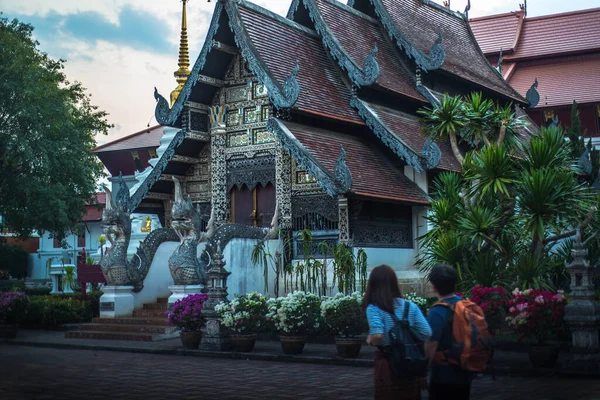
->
xmin=526 ymin=102 xmax=598 ymax=137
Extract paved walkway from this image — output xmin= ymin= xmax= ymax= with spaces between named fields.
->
xmin=1 ymin=345 xmax=599 ymax=400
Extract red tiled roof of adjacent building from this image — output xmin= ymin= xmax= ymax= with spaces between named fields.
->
xmin=366 ymin=102 xmax=461 ymax=171
xmin=510 ymin=8 xmax=600 ymax=60
xmin=93 ymin=125 xmax=163 ymax=153
xmin=283 ymin=120 xmax=429 ymax=204
xmin=508 ymin=57 xmax=600 ymax=108
xmin=470 ymin=11 xmax=524 ymax=55
xmin=83 ymin=193 xmax=106 ymax=222
xmin=237 ymin=3 xmax=363 ymax=124
xmin=313 ymin=0 xmax=425 ymax=102
xmin=379 ymin=0 xmax=524 ymax=103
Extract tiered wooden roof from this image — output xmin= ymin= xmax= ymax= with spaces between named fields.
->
xmin=471 ymin=7 xmax=600 ymax=109
xmin=126 ymin=0 xmax=531 ymax=211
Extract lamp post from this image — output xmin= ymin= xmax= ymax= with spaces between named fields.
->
xmin=563 ymin=229 xmax=600 ymax=371
xmin=200 ymin=241 xmax=231 ymax=351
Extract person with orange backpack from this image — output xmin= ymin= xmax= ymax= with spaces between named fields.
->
xmin=424 ymin=264 xmax=493 ymax=400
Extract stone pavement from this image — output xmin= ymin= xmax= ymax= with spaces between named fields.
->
xmin=1 ymin=345 xmax=600 ymax=400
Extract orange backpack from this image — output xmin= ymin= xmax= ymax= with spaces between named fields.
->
xmin=430 ymin=299 xmax=493 ymax=372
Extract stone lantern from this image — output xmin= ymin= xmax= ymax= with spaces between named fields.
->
xmin=563 ymin=229 xmax=600 ymax=371
xmin=199 ymin=241 xmax=231 ymax=351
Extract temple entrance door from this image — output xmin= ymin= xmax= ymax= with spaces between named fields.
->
xmin=230 ymin=183 xmax=276 ymax=227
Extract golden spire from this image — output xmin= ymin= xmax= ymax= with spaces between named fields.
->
xmin=170 ymin=0 xmax=191 ymax=107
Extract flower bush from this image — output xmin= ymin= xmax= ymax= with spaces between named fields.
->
xmin=505 ymin=288 xmax=567 ymax=344
xmin=321 ymin=292 xmax=367 ymax=338
xmin=267 ymin=291 xmax=322 ymax=336
xmin=404 ymin=292 xmax=428 ymax=315
xmin=470 ymin=286 xmax=507 ymax=335
xmin=168 ymin=293 xmax=209 ymax=332
xmin=0 ymin=291 xmax=30 ymax=324
xmin=215 ymin=291 xmax=268 ymax=334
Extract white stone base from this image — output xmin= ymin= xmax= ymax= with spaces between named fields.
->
xmin=99 ymin=286 xmax=135 ymax=318
xmin=168 ymin=285 xmax=204 ymax=311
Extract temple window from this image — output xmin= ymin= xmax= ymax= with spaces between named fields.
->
xmin=131 ymin=151 xmax=144 ymax=172
xmin=542 ymin=109 xmax=558 ymax=127
xmin=77 ymin=226 xmax=86 ymax=248
xmin=351 ymin=201 xmax=413 ymax=248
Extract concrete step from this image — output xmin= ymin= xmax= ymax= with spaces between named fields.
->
xmin=133 ymin=309 xmax=168 ymax=318
xmin=157 ymin=297 xmax=169 ymax=304
xmin=76 ymin=323 xmax=177 ymax=334
xmin=65 ymin=331 xmax=156 ymax=341
xmin=92 ymin=317 xmax=170 ymax=326
xmin=143 ymin=302 xmax=168 ymax=311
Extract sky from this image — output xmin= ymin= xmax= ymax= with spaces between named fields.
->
xmin=1 ymin=0 xmax=598 ymax=147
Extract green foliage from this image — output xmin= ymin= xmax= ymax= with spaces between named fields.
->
xmin=22 ymin=295 xmax=97 ymax=328
xmin=320 ymin=292 xmax=367 ymax=337
xmin=0 ymin=279 xmax=25 ymax=292
xmin=0 ymin=244 xmax=29 ymax=279
xmin=0 ymin=17 xmax=111 ymax=239
xmin=418 ymin=94 xmax=598 ymax=291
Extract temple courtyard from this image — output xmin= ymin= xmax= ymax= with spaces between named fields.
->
xmin=1 ymin=344 xmax=599 ymax=400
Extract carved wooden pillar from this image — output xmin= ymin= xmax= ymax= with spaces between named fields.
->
xmin=209 ymin=106 xmax=228 ymax=226
xmin=338 ymin=196 xmax=350 ymax=245
xmin=275 ymin=144 xmax=292 ymax=230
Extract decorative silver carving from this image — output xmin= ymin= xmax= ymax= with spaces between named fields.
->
xmin=226 ymin=156 xmax=276 ymax=191
xmin=276 ymin=144 xmax=293 ymax=230
xmin=210 ymin=106 xmax=228 ymax=225
xmin=334 ymin=145 xmax=352 ymax=193
xmin=212 ymin=39 xmax=238 ymax=55
xmin=422 ymin=138 xmax=442 ymax=170
xmin=291 ymin=195 xmax=339 ymax=231
xmin=146 ymin=192 xmax=173 ymax=201
xmin=338 ymin=196 xmax=350 ymax=245
xmin=198 ymin=74 xmax=225 ymax=87
xmin=173 ymin=155 xmax=200 ymax=164
xmin=185 ymin=132 xmax=210 ymax=142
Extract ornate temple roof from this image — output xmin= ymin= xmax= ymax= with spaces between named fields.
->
xmin=236 ymin=1 xmax=362 ymax=124
xmin=275 ymin=119 xmax=429 ymax=204
xmin=308 ymin=0 xmax=425 ymax=101
xmin=471 ymin=7 xmax=600 ymax=60
xmin=508 ymin=58 xmax=600 ymax=108
xmin=471 ymin=7 xmax=600 ymax=109
xmin=470 ymin=11 xmax=525 ymax=55
xmin=370 ymin=0 xmax=524 ymax=102
xmin=93 ymin=125 xmax=163 ymax=153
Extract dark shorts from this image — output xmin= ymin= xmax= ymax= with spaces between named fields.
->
xmin=429 ymin=382 xmax=471 ymax=400
xmin=374 ymin=351 xmax=422 ymax=400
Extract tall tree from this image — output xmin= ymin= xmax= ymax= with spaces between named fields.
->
xmin=0 ymin=17 xmax=111 ymax=239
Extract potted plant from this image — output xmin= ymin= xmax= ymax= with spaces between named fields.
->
xmin=215 ymin=292 xmax=268 ymax=352
xmin=267 ymin=291 xmax=322 ymax=355
xmin=0 ymin=291 xmax=30 ymax=338
xmin=62 ymin=265 xmax=76 ymax=294
xmin=470 ymin=286 xmax=508 ymax=336
xmin=321 ymin=292 xmax=367 ymax=358
xmin=167 ymin=293 xmax=209 ymax=349
xmin=505 ymin=288 xmax=567 ymax=368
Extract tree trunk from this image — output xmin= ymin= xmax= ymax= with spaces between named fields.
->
xmin=497 ymin=121 xmax=507 ymax=145
xmin=449 ymin=131 xmax=465 ymax=165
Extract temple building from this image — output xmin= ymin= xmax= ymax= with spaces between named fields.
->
xmin=99 ymin=0 xmax=533 ymax=284
xmin=470 ymin=6 xmax=600 ymax=138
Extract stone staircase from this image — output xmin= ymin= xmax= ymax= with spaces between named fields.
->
xmin=65 ymin=297 xmax=178 ymax=342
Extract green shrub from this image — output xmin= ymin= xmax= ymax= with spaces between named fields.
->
xmin=0 ymin=280 xmax=25 ymax=292
xmin=22 ymin=295 xmax=97 ymax=328
xmin=24 ymin=288 xmax=52 ymax=296
xmin=0 ymin=245 xmax=29 ymax=279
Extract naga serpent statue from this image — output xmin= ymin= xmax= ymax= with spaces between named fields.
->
xmin=168 ymin=177 xmax=215 ymax=285
xmin=168 ymin=178 xmax=280 ymax=284
xmin=100 ymin=175 xmax=178 ymax=292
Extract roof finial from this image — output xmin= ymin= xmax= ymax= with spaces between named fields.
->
xmin=519 ymin=0 xmax=527 ymax=16
xmin=170 ymin=0 xmax=191 ymax=107
xmin=443 ymin=0 xmax=450 ymax=8
xmin=464 ymin=0 xmax=471 ymax=19
xmin=497 ymin=48 xmax=503 ymax=75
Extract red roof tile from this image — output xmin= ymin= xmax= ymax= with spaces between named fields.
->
xmin=237 ymin=3 xmax=363 ymax=124
xmin=83 ymin=193 xmax=106 ymax=222
xmin=366 ymin=102 xmax=461 ymax=171
xmin=94 ymin=125 xmax=163 ymax=153
xmin=313 ymin=0 xmax=425 ymax=101
xmin=379 ymin=0 xmax=524 ymax=103
xmin=508 ymin=57 xmax=600 ymax=107
xmin=510 ymin=8 xmax=600 ymax=60
xmin=470 ymin=11 xmax=524 ymax=55
xmin=283 ymin=121 xmax=429 ymax=204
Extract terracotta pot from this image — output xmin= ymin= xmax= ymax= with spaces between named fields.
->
xmin=0 ymin=324 xmax=18 ymax=339
xmin=335 ymin=337 xmax=363 ymax=358
xmin=280 ymin=335 xmax=306 ymax=355
xmin=528 ymin=344 xmax=560 ymax=368
xmin=231 ymin=334 xmax=257 ymax=353
xmin=180 ymin=331 xmax=202 ymax=349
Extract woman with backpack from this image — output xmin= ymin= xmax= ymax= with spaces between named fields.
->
xmin=364 ymin=264 xmax=432 ymax=400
